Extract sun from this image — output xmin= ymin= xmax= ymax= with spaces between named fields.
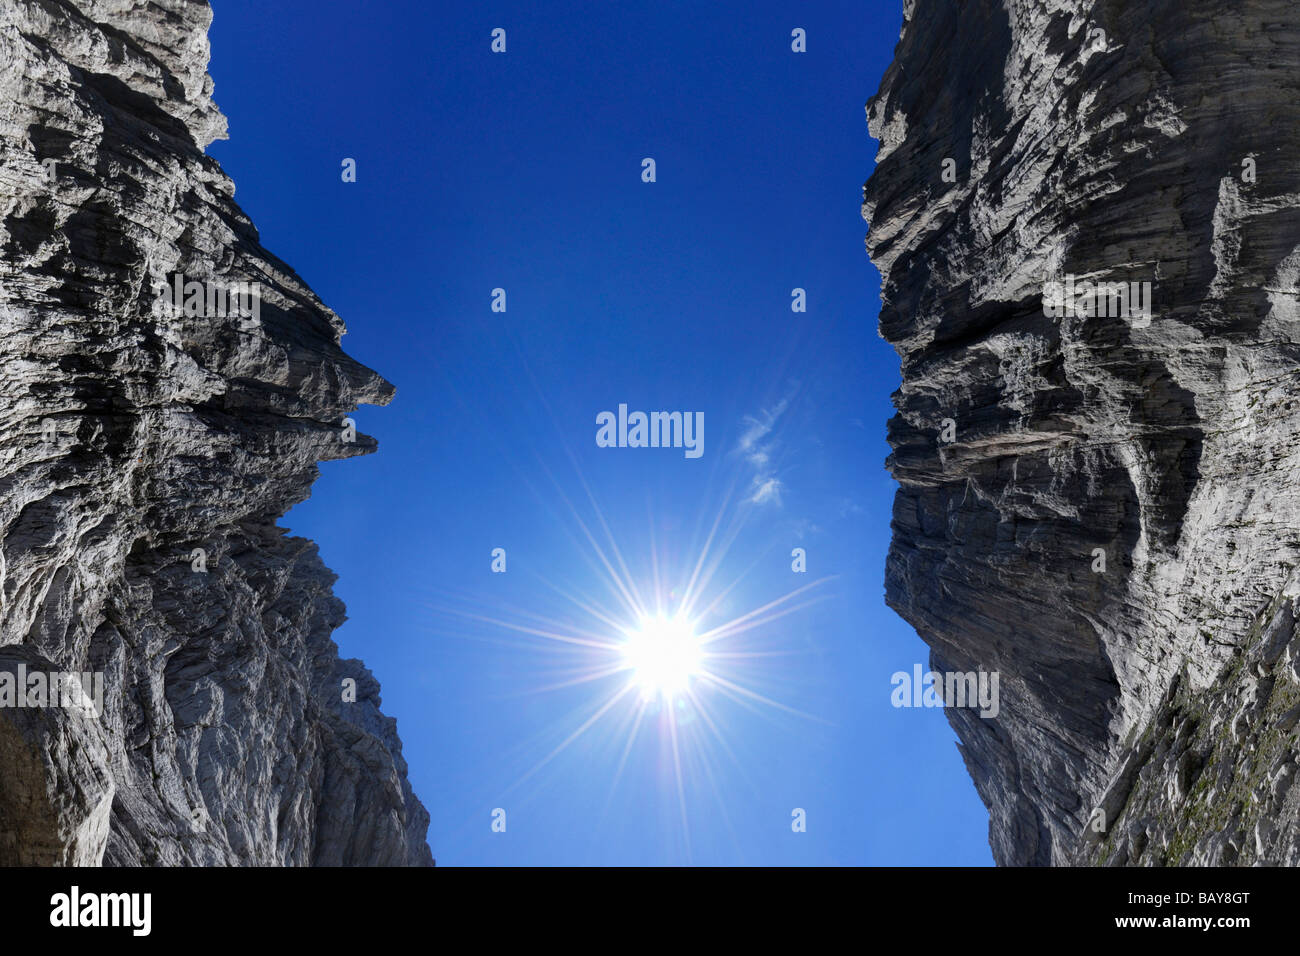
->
xmin=621 ymin=613 xmax=703 ymax=702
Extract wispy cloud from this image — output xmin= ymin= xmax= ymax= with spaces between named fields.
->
xmin=749 ymin=477 xmax=782 ymax=505
xmin=736 ymin=386 xmax=798 ymax=507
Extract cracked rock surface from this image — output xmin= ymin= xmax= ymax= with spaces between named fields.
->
xmin=865 ymin=0 xmax=1300 ymax=864
xmin=0 ymin=0 xmax=430 ymax=865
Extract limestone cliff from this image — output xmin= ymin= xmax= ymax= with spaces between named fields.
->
xmin=0 ymin=0 xmax=430 ymax=865
xmin=865 ymin=0 xmax=1300 ymax=865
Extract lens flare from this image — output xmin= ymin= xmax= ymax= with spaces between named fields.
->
xmin=621 ymin=614 xmax=703 ymax=701
xmin=422 ymin=400 xmax=835 ymax=861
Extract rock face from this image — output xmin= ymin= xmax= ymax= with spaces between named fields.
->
xmin=865 ymin=0 xmax=1300 ymax=865
xmin=0 ymin=0 xmax=431 ymax=865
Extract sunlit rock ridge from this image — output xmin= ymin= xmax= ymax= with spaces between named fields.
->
xmin=0 ymin=0 xmax=431 ymax=864
xmin=864 ymin=0 xmax=1300 ymax=865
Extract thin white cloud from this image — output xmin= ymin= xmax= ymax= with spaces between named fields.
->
xmin=736 ymin=387 xmax=797 ymax=507
xmin=749 ymin=477 xmax=782 ymax=505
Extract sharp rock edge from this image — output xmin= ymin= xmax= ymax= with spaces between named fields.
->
xmin=865 ymin=0 xmax=1300 ymax=865
xmin=0 ymin=0 xmax=431 ymax=865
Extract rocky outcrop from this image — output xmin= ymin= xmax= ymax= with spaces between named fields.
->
xmin=0 ymin=0 xmax=430 ymax=865
xmin=865 ymin=0 xmax=1300 ymax=864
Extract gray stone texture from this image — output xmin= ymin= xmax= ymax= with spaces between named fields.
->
xmin=865 ymin=0 xmax=1300 ymax=865
xmin=0 ymin=0 xmax=431 ymax=865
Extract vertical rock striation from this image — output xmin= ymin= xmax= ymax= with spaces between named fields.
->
xmin=0 ymin=0 xmax=430 ymax=864
xmin=865 ymin=0 xmax=1300 ymax=864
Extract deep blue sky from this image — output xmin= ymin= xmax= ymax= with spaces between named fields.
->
xmin=207 ymin=0 xmax=992 ymax=866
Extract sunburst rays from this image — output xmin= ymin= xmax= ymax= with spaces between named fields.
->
xmin=427 ymin=470 xmax=834 ymax=858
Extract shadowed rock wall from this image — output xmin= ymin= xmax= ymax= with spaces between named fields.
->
xmin=865 ymin=0 xmax=1300 ymax=865
xmin=0 ymin=0 xmax=430 ymax=865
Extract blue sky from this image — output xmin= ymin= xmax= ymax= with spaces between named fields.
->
xmin=207 ymin=0 xmax=992 ymax=866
